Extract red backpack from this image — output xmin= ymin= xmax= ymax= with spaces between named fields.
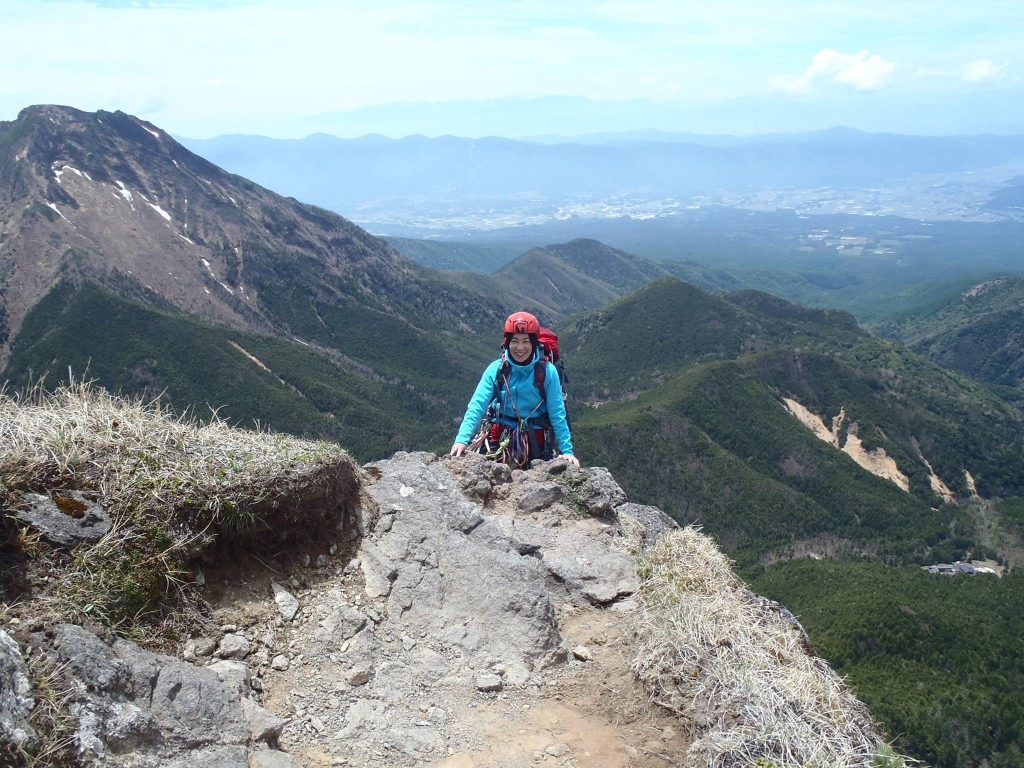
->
xmin=538 ymin=327 xmax=560 ymax=365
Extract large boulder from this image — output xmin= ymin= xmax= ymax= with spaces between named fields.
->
xmin=616 ymin=502 xmax=680 ymax=547
xmin=516 ymin=482 xmax=564 ymax=513
xmin=471 ymin=516 xmax=640 ymax=604
xmin=52 ymin=623 xmax=130 ymax=693
xmin=575 ymin=467 xmax=627 ymax=516
xmin=32 ymin=624 xmax=288 ymax=765
xmin=363 ymin=452 xmax=562 ymax=669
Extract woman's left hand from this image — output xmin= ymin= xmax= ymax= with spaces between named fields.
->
xmin=560 ymin=454 xmax=580 ymax=468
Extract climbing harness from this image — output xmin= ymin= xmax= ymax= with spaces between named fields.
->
xmin=469 ymin=356 xmax=554 ymax=468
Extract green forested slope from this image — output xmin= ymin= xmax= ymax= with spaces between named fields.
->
xmin=8 ymin=270 xmax=1024 ymax=768
xmin=566 ymin=279 xmax=1024 ymax=566
xmin=573 ymin=358 xmax=954 ymax=567
xmin=2 ymin=282 xmax=470 ymax=460
xmin=236 ymin=239 xmax=498 ymax=390
xmin=441 ymin=238 xmax=686 ymax=324
xmin=566 ymin=279 xmax=863 ymax=396
xmin=876 ymin=276 xmax=1024 ymax=400
xmin=432 ymin=239 xmax=758 ymax=324
xmin=563 ymin=277 xmax=1024 ymax=768
xmin=384 ymin=236 xmax=520 ymax=273
xmin=752 ymin=560 xmax=1024 ymax=768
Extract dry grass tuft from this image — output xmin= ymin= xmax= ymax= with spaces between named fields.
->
xmin=631 ymin=527 xmax=905 ymax=767
xmin=0 ymin=382 xmax=358 ymax=628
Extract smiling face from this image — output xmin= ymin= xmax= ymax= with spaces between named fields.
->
xmin=508 ymin=333 xmax=533 ymax=363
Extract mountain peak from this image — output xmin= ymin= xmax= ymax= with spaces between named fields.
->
xmin=15 ymin=103 xmax=94 ymax=124
xmin=0 ymin=105 xmax=475 ymax=370
xmin=15 ymin=103 xmax=159 ymax=129
xmin=4 ymin=104 xmax=200 ymax=178
xmin=8 ymin=104 xmax=168 ymax=154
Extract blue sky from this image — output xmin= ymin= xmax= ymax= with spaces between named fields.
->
xmin=1 ymin=0 xmax=1022 ymax=137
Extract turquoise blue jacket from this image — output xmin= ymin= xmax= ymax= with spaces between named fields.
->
xmin=455 ymin=349 xmax=574 ymax=455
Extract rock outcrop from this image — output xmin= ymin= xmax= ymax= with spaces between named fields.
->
xmin=4 ymin=622 xmax=290 ymax=767
xmin=3 ymin=450 xmax=891 ymax=767
xmin=250 ymin=452 xmax=675 ymax=766
xmin=11 ymin=492 xmax=112 ymax=549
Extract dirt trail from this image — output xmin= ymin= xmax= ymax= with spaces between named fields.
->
xmin=205 ymin=453 xmax=692 ymax=767
xmin=437 ymin=608 xmax=687 ymax=768
xmin=207 ymin=565 xmax=688 ymax=768
xmin=238 ymin=581 xmax=688 ymax=767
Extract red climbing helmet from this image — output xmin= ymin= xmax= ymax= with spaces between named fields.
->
xmin=503 ymin=311 xmax=540 ymax=336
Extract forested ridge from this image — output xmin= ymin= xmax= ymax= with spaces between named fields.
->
xmin=752 ymin=561 xmax=1024 ymax=767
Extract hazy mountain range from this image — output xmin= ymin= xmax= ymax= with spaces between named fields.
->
xmin=181 ymin=128 xmax=1024 ymax=230
xmin=387 ymin=209 xmax=1024 ymax=326
xmin=266 ymin=93 xmax=1024 ymax=140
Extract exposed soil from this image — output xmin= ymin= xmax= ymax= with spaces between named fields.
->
xmin=436 ymin=608 xmax=688 ymax=768
xmin=204 ymin=560 xmax=689 ymax=768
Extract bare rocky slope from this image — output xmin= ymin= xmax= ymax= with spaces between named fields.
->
xmin=0 ymin=105 xmax=500 ymax=370
xmin=3 ymin=446 xmax=894 ymax=767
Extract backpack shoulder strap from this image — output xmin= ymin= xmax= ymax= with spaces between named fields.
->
xmin=491 ymin=355 xmax=512 ymax=404
xmin=533 ymin=360 xmax=547 ymax=400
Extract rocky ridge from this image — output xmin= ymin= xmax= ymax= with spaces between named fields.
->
xmin=2 ymin=450 xmax=891 ymax=767
xmin=1 ymin=452 xmax=683 ymax=767
xmin=254 ymin=452 xmax=686 ymax=767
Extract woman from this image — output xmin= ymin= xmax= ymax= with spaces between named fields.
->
xmin=450 ymin=311 xmax=580 ymax=468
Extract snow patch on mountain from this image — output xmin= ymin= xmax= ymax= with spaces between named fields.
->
xmin=148 ymin=202 xmax=171 ymax=221
xmin=114 ymin=180 xmax=135 ymax=210
xmin=45 ymin=202 xmax=70 ymax=223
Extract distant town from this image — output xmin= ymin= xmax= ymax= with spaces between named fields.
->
xmin=354 ymin=162 xmax=1024 ymax=235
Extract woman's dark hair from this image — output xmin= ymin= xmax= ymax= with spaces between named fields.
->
xmin=503 ymin=332 xmax=539 ymax=350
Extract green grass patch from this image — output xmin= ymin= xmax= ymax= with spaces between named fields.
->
xmin=0 ymin=383 xmax=358 ymax=628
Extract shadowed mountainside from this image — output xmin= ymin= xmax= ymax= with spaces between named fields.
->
xmin=875 ymin=275 xmax=1024 ymax=402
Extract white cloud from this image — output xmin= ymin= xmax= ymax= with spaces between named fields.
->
xmin=962 ymin=59 xmax=1006 ymax=83
xmin=772 ymin=49 xmax=896 ymax=95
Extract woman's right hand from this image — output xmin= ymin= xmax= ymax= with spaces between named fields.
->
xmin=450 ymin=443 xmax=468 ymax=457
